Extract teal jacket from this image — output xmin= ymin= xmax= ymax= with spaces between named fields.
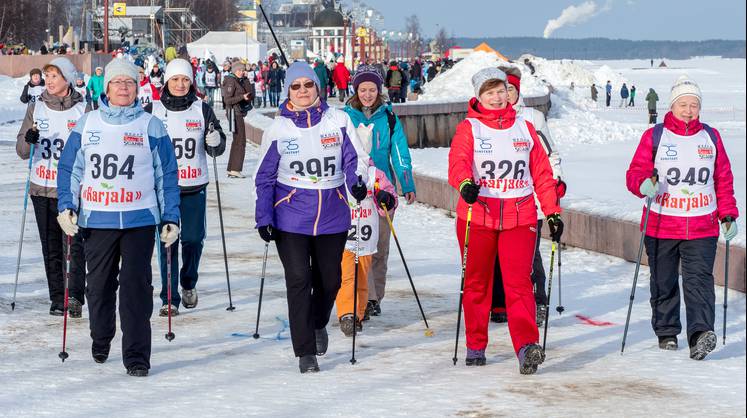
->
xmin=344 ymin=103 xmax=415 ymax=194
xmin=87 ymin=74 xmax=105 ymax=102
xmin=313 ymin=63 xmax=329 ymax=89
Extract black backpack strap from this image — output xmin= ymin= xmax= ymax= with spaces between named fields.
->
xmin=385 ymin=108 xmax=396 ymax=139
xmin=651 ymin=123 xmax=664 ymax=162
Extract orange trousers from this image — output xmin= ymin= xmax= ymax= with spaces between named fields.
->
xmin=336 ymin=250 xmax=371 ymax=319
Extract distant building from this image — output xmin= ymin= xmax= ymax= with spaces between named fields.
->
xmin=309 ymin=1 xmax=349 ymax=62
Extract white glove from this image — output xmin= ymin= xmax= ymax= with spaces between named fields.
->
xmin=160 ymin=224 xmax=180 ymax=247
xmin=57 ymin=209 xmax=79 ymax=236
xmin=205 ymin=129 xmax=221 ymax=148
xmin=355 ymin=123 xmax=373 ymax=144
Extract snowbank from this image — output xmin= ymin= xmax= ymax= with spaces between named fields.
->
xmin=519 ymin=54 xmax=628 ymax=88
xmin=419 ymin=51 xmax=550 ymax=102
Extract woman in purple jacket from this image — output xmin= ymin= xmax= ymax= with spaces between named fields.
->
xmin=254 ymin=62 xmax=367 ymax=373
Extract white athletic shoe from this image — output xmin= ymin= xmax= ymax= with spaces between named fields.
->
xmin=227 ymin=171 xmax=246 ymax=178
xmin=182 ymin=288 xmax=198 ymax=309
xmin=159 ymin=304 xmax=179 ymax=317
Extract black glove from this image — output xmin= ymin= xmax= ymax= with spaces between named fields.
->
xmin=376 ymin=190 xmax=395 ymax=210
xmin=546 ymin=213 xmax=564 ymax=243
xmin=459 ymin=180 xmax=480 ymax=204
xmin=351 ymin=176 xmax=367 ymax=203
xmin=258 ymin=225 xmax=274 ymax=242
xmin=25 ymin=128 xmax=40 ymax=145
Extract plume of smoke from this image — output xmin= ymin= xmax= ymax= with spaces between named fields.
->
xmin=543 ymin=1 xmax=610 ymax=38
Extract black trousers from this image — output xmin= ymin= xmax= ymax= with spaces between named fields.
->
xmin=644 ymin=236 xmax=717 ymax=343
xmin=30 ymin=195 xmax=85 ymax=305
xmin=492 ymin=220 xmax=546 ymax=309
xmin=275 ymin=230 xmax=347 ymax=357
xmin=81 ymin=226 xmax=155 ymax=369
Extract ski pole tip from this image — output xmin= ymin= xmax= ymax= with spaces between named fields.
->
xmin=226 ymin=306 xmax=236 ymax=312
xmin=252 ymin=333 xmax=260 ymax=339
xmin=165 ymin=332 xmax=175 ymax=342
xmin=58 ymin=351 xmax=68 ymax=362
xmin=424 ymin=329 xmax=434 ymax=337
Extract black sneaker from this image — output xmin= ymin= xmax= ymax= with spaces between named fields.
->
xmin=372 ymin=300 xmax=381 ymax=316
xmin=126 ymin=365 xmax=149 ymax=377
xmin=518 ymin=344 xmax=546 ymax=375
xmin=490 ymin=310 xmax=508 ymax=323
xmin=49 ymin=303 xmax=64 ymax=316
xmin=658 ymin=336 xmax=678 ymax=351
xmin=364 ymin=300 xmax=376 ymax=321
xmin=299 ymin=354 xmax=320 ymax=373
xmin=68 ymin=297 xmax=83 ymax=318
xmin=689 ymin=331 xmax=717 ymax=360
xmin=340 ymin=315 xmax=355 ymax=337
xmin=315 ymin=327 xmax=328 ymax=356
xmin=92 ymin=343 xmax=110 ymax=364
xmin=465 ymin=348 xmax=486 ymax=366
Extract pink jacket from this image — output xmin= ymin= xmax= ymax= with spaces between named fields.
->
xmin=626 ymin=112 xmax=739 ymax=240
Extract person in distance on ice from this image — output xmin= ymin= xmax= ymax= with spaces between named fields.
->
xmin=254 ymin=61 xmax=368 ymax=374
xmin=490 ymin=65 xmax=566 ymax=327
xmin=626 ymin=75 xmax=738 ymax=360
xmin=144 ymin=58 xmax=227 ymax=316
xmin=16 ymin=57 xmax=89 ymax=317
xmin=56 ymin=58 xmax=181 ymax=377
xmin=343 ymin=65 xmax=416 ymax=320
xmin=448 ymin=67 xmax=563 ymax=375
xmin=334 ymin=121 xmax=398 ymax=337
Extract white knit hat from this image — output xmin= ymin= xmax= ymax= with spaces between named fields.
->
xmin=471 ymin=67 xmax=507 ymax=98
xmin=164 ymin=58 xmax=194 ymax=84
xmin=670 ymin=75 xmax=702 ymax=106
xmin=44 ymin=57 xmax=77 ymax=85
xmin=104 ymin=58 xmax=140 ymax=92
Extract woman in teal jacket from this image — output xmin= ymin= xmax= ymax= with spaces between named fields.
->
xmin=343 ymin=65 xmax=416 ymax=318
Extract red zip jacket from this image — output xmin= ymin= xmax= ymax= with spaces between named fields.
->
xmin=448 ymin=98 xmax=561 ymax=229
xmin=626 ymin=111 xmax=738 ymax=239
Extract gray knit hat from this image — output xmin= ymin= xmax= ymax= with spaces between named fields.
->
xmin=104 ymin=58 xmax=139 ymax=92
xmin=471 ymin=67 xmax=507 ymax=98
xmin=44 ymin=57 xmax=77 ymax=85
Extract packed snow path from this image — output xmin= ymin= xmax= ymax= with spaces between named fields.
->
xmin=0 ymin=129 xmax=744 ymax=417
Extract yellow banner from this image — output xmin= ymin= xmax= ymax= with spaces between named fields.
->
xmin=113 ymin=2 xmax=126 ymax=16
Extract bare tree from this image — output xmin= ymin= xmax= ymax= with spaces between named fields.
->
xmin=432 ymin=26 xmax=454 ymax=56
xmin=404 ymin=14 xmax=424 ymax=57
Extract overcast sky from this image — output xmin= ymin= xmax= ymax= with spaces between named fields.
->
xmin=359 ymin=0 xmax=746 ymax=40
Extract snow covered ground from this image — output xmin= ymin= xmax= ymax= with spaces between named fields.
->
xmin=0 ymin=61 xmax=745 ymax=416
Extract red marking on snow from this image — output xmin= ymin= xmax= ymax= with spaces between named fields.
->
xmin=575 ymin=314 xmax=616 ymax=326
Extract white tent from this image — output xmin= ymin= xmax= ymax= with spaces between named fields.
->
xmin=187 ymin=31 xmax=267 ymax=64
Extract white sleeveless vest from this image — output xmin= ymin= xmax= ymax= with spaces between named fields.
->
xmin=78 ymin=111 xmax=158 ymax=212
xmin=151 ymin=100 xmax=209 ymax=187
xmin=345 ymin=165 xmax=379 ymax=256
xmin=30 ymin=101 xmax=87 ymax=188
xmin=275 ymin=111 xmax=347 ymax=190
xmin=138 ymin=83 xmax=156 ymax=106
xmin=467 ymin=117 xmax=535 ymax=199
xmin=204 ymin=71 xmax=218 ymax=88
xmin=27 ymin=85 xmax=44 ymax=103
xmin=652 ymin=128 xmax=717 ymax=217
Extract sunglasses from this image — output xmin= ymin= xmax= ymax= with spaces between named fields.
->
xmin=290 ymin=80 xmax=316 ymax=91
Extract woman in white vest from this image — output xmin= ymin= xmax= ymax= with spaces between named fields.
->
xmin=73 ymin=72 xmax=90 ymax=104
xmin=254 ymin=61 xmax=367 ymax=373
xmin=15 ymin=57 xmax=89 ymax=317
xmin=447 ymin=67 xmax=563 ymax=374
xmin=137 ymin=65 xmax=161 ymax=107
xmin=626 ymin=76 xmax=739 ymax=360
xmin=145 ymin=58 xmax=227 ymax=316
xmin=56 ymin=58 xmax=181 ymax=377
xmin=491 ymin=65 xmax=567 ymax=326
xmin=20 ymin=67 xmax=45 ymax=105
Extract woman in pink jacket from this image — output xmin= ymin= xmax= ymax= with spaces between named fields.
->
xmin=626 ymin=75 xmax=738 ymax=360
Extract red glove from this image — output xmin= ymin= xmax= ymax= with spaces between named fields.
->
xmin=556 ymin=179 xmax=567 ymax=199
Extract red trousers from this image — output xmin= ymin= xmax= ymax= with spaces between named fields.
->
xmin=456 ymin=218 xmax=539 ymax=354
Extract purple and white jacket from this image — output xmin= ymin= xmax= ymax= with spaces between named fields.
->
xmin=254 ymin=99 xmax=366 ymax=236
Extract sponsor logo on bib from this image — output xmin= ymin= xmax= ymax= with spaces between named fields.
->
xmin=655 ymin=189 xmax=715 ymax=212
xmin=35 ymin=161 xmax=58 ymax=181
xmin=185 ymin=120 xmax=202 ymax=132
xmin=512 ymin=137 xmax=530 ymax=152
xmin=123 ymin=133 xmax=144 ymax=147
xmin=697 ymin=145 xmax=714 ymax=160
xmin=66 ymin=120 xmax=77 ymax=131
xmin=178 ymin=164 xmax=203 ymax=180
xmin=281 ymin=137 xmax=300 ymax=155
xmin=82 ymin=184 xmax=143 ymax=206
xmin=86 ymin=130 xmax=102 ymax=146
xmin=475 ymin=136 xmax=492 ymax=153
xmin=479 ymin=178 xmax=531 ymax=192
xmin=320 ymin=132 xmax=341 ymax=149
xmin=37 ymin=118 xmax=50 ymax=132
xmin=661 ymin=143 xmax=678 ymax=160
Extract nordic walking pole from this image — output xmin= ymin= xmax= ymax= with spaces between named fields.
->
xmin=58 ymin=235 xmax=72 ymax=362
xmin=209 ymin=122 xmax=235 ymax=311
xmin=453 ymin=205 xmax=473 ymax=365
xmin=11 ymin=141 xmax=36 ymax=311
xmin=253 ymin=242 xmax=269 ymax=339
xmin=556 ymin=243 xmax=564 ymax=314
xmin=542 ymin=242 xmax=558 ymax=352
xmin=351 ymin=179 xmax=363 ymax=365
xmin=381 ymin=200 xmax=433 ymax=336
xmin=165 ymin=245 xmax=175 ymax=342
xmin=621 ymin=169 xmax=658 ymax=355
xmin=257 ymin=2 xmax=289 ymax=66
xmin=722 ymin=240 xmax=730 ymax=344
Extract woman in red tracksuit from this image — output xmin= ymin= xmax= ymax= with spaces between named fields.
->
xmin=448 ymin=67 xmax=562 ymax=375
xmin=626 ymin=75 xmax=738 ymax=360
